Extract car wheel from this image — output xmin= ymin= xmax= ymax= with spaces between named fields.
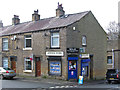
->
xmin=10 ymin=77 xmax=13 ymax=80
xmin=108 ymin=80 xmax=111 ymax=84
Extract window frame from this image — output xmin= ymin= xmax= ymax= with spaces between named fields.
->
xmin=2 ymin=38 xmax=9 ymax=51
xmin=107 ymin=56 xmax=112 ymax=65
xmin=24 ymin=57 xmax=33 ymax=72
xmin=51 ymin=32 xmax=60 ymax=48
xmin=2 ymin=57 xmax=8 ymax=68
xmin=24 ymin=35 xmax=32 ymax=48
xmin=82 ymin=35 xmax=87 ymax=47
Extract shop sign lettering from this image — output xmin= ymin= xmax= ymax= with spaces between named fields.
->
xmin=46 ymin=51 xmax=64 ymax=56
xmin=80 ymin=54 xmax=89 ymax=58
xmin=67 ymin=48 xmax=79 ymax=53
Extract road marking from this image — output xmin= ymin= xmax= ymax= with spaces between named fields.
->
xmin=49 ymin=85 xmax=78 ymax=89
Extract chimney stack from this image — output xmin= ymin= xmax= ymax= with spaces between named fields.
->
xmin=56 ymin=2 xmax=65 ymax=17
xmin=0 ymin=20 xmax=3 ymax=28
xmin=12 ymin=15 xmax=20 ymax=25
xmin=32 ymin=9 xmax=40 ymax=21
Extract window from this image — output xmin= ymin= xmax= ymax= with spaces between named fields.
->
xmin=107 ymin=56 xmax=112 ymax=64
xmin=69 ymin=61 xmax=76 ymax=70
xmin=82 ymin=35 xmax=87 ymax=46
xmin=24 ymin=35 xmax=32 ymax=48
xmin=24 ymin=57 xmax=33 ymax=71
xmin=49 ymin=61 xmax=61 ymax=75
xmin=51 ymin=32 xmax=59 ymax=48
xmin=2 ymin=38 xmax=8 ymax=51
xmin=2 ymin=57 xmax=8 ymax=68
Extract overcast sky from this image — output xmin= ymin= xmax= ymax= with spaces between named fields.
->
xmin=0 ymin=0 xmax=119 ymax=32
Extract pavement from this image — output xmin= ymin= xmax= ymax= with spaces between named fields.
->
xmin=15 ymin=75 xmax=105 ymax=86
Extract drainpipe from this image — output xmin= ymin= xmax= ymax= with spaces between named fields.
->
xmin=112 ymin=49 xmax=114 ymax=69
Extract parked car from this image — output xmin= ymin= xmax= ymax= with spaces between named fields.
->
xmin=0 ymin=67 xmax=16 ymax=79
xmin=106 ymin=69 xmax=120 ymax=83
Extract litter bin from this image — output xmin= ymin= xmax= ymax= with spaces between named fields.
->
xmin=78 ymin=76 xmax=83 ymax=84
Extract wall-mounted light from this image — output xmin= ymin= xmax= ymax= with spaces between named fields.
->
xmin=73 ymin=27 xmax=76 ymax=31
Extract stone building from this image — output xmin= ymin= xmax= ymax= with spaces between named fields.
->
xmin=0 ymin=3 xmax=107 ymax=80
xmin=107 ymin=39 xmax=119 ymax=69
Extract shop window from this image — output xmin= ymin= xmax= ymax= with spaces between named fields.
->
xmin=82 ymin=66 xmax=88 ymax=76
xmin=2 ymin=38 xmax=8 ymax=51
xmin=2 ymin=57 xmax=8 ymax=68
xmin=49 ymin=61 xmax=61 ymax=75
xmin=51 ymin=32 xmax=59 ymax=48
xmin=24 ymin=57 xmax=33 ymax=71
xmin=24 ymin=35 xmax=32 ymax=48
xmin=69 ymin=61 xmax=76 ymax=70
xmin=107 ymin=56 xmax=112 ymax=64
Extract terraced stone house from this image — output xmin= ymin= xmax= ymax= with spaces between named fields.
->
xmin=0 ymin=3 xmax=107 ymax=80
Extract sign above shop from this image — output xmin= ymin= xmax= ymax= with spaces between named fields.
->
xmin=67 ymin=48 xmax=79 ymax=53
xmin=79 ymin=54 xmax=89 ymax=58
xmin=46 ymin=51 xmax=64 ymax=56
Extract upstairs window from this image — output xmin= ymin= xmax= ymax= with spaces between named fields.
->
xmin=2 ymin=38 xmax=8 ymax=51
xmin=82 ymin=35 xmax=87 ymax=46
xmin=24 ymin=35 xmax=32 ymax=48
xmin=51 ymin=32 xmax=59 ymax=48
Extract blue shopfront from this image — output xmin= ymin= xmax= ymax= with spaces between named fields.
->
xmin=81 ymin=59 xmax=90 ymax=77
xmin=68 ymin=57 xmax=78 ymax=80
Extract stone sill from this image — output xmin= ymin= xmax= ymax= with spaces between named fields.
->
xmin=23 ymin=70 xmax=32 ymax=73
xmin=23 ymin=48 xmax=32 ymax=50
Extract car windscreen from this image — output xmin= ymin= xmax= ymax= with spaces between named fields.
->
xmin=3 ymin=68 xmax=12 ymax=70
xmin=107 ymin=69 xmax=116 ymax=73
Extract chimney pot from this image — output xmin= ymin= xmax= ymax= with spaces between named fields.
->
xmin=32 ymin=9 xmax=40 ymax=21
xmin=0 ymin=20 xmax=3 ymax=28
xmin=12 ymin=15 xmax=20 ymax=25
xmin=56 ymin=2 xmax=65 ymax=17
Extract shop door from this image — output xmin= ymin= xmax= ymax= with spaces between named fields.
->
xmin=68 ymin=60 xmax=77 ymax=80
xmin=81 ymin=59 xmax=90 ymax=79
xmin=35 ymin=57 xmax=41 ymax=77
xmin=82 ymin=66 xmax=88 ymax=76
xmin=11 ymin=58 xmax=16 ymax=72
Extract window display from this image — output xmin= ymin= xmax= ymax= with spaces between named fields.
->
xmin=49 ymin=61 xmax=61 ymax=75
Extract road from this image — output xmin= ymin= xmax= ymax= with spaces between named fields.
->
xmin=1 ymin=77 xmax=120 ymax=90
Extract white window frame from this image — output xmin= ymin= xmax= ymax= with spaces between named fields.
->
xmin=23 ymin=35 xmax=32 ymax=50
xmin=2 ymin=38 xmax=8 ymax=51
xmin=51 ymin=32 xmax=59 ymax=48
xmin=2 ymin=57 xmax=8 ymax=68
xmin=24 ymin=35 xmax=32 ymax=48
xmin=24 ymin=57 xmax=33 ymax=72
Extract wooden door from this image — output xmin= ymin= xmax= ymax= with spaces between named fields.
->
xmin=36 ymin=57 xmax=41 ymax=77
xmin=11 ymin=60 xmax=16 ymax=72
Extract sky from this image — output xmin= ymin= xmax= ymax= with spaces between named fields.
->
xmin=0 ymin=0 xmax=119 ymax=32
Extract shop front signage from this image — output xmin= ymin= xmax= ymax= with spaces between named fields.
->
xmin=46 ymin=51 xmax=64 ymax=56
xmin=79 ymin=54 xmax=89 ymax=58
xmin=67 ymin=48 xmax=79 ymax=53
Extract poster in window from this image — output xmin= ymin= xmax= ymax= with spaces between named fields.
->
xmin=69 ymin=61 xmax=76 ymax=70
xmin=49 ymin=61 xmax=61 ymax=75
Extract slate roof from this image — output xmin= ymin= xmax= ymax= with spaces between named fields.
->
xmin=0 ymin=11 xmax=90 ymax=36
